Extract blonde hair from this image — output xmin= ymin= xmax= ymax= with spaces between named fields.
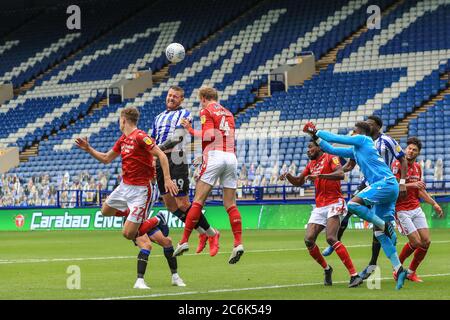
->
xmin=198 ymin=86 xmax=218 ymax=101
xmin=120 ymin=106 xmax=140 ymax=124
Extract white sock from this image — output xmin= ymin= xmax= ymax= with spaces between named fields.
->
xmin=205 ymin=227 xmax=216 ymax=237
xmin=196 ymin=227 xmax=206 ymax=234
xmin=394 ymin=264 xmax=402 ymax=273
xmin=324 ymin=265 xmax=330 ymax=271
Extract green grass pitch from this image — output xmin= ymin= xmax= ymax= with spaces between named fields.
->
xmin=0 ymin=229 xmax=449 ymax=300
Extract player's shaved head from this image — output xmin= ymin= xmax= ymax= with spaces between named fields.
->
xmin=166 ymin=86 xmax=184 ymax=110
xmin=169 ymin=85 xmax=184 ymax=97
xmin=120 ymin=106 xmax=140 ymax=124
xmin=367 ymin=115 xmax=383 ymax=129
xmin=307 ymin=140 xmax=321 ymax=160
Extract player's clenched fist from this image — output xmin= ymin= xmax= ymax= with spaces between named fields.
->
xmin=180 ymin=118 xmax=192 ymax=130
xmin=303 ymin=122 xmax=317 ymax=136
xmin=75 ymin=137 xmax=90 ymax=151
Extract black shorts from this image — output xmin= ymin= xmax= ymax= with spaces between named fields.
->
xmin=156 ymin=151 xmax=189 ymax=197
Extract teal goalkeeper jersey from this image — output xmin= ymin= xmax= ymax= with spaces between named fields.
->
xmin=316 ymin=130 xmax=395 ymax=185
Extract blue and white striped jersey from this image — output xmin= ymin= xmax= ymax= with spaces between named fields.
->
xmin=374 ymin=133 xmax=404 ymax=168
xmin=150 ymin=107 xmax=192 ymax=151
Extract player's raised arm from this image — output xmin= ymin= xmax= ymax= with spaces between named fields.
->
xmin=316 ymin=130 xmax=366 ymax=147
xmin=150 ymin=145 xmax=179 ymax=196
xmin=316 ymin=139 xmax=355 ymax=159
xmin=75 ymin=137 xmax=119 ymax=164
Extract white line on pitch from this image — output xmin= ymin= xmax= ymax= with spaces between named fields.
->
xmin=1 ymin=240 xmax=449 ymax=265
xmin=95 ymin=273 xmax=450 ymax=300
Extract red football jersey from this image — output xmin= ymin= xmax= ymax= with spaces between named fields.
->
xmin=392 ymin=160 xmax=422 ymax=211
xmin=302 ymin=153 xmax=344 ymax=207
xmin=112 ymin=128 xmax=155 ymax=186
xmin=200 ymin=102 xmax=235 ymax=154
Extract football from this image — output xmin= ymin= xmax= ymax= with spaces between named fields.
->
xmin=165 ymin=42 xmax=185 ymax=63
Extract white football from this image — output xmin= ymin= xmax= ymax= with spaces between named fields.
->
xmin=165 ymin=43 xmax=185 ymax=63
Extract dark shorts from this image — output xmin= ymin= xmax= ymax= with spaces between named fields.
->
xmin=156 ymin=151 xmax=189 ymax=197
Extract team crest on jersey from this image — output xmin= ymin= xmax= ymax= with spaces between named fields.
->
xmin=143 ymin=137 xmax=153 ymax=145
xmin=200 ymin=115 xmax=206 ymax=124
xmin=332 ymin=157 xmax=340 ymax=165
xmin=396 ymin=145 xmax=402 ymax=153
xmin=392 ymin=166 xmax=399 ymax=174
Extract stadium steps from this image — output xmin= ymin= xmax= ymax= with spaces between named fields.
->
xmin=387 ymin=72 xmax=450 ymax=141
xmin=185 ymin=0 xmax=268 ymax=56
xmin=235 ymin=83 xmax=269 ymax=120
xmin=12 ymin=1 xmax=154 ymax=94
xmin=19 ymin=143 xmax=39 ymax=163
xmin=17 ymin=96 xmax=109 ymax=162
xmin=316 ymin=0 xmax=405 ymax=72
xmin=87 ymin=97 xmax=109 ymax=116
xmin=152 ymin=65 xmax=172 ymax=83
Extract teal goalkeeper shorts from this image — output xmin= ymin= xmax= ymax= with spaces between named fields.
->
xmin=357 ymin=177 xmax=399 ymax=222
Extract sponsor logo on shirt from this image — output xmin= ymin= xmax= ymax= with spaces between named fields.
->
xmin=143 ymin=137 xmax=153 ymax=145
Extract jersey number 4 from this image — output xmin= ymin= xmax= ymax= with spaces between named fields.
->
xmin=219 ymin=116 xmax=230 ymax=136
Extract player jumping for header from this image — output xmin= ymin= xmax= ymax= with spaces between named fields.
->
xmin=173 ymin=86 xmax=244 ymax=264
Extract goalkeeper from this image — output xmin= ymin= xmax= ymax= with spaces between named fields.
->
xmin=303 ymin=121 xmax=408 ymax=290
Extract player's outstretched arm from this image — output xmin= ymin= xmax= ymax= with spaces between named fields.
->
xmin=150 ymin=145 xmax=179 ymax=196
xmin=75 ymin=137 xmax=119 ymax=164
xmin=181 ymin=118 xmax=202 ymax=138
xmin=316 ymin=130 xmax=365 ymax=147
xmin=317 ymin=139 xmax=354 ymax=159
xmin=419 ymin=189 xmax=444 ymax=217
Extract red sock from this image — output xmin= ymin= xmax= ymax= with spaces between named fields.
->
xmin=181 ymin=202 xmax=203 ymax=244
xmin=308 ymin=244 xmax=328 ymax=269
xmin=115 ymin=209 xmax=129 ymax=217
xmin=138 ymin=217 xmax=159 ymax=236
xmin=399 ymin=242 xmax=416 ymax=264
xmin=226 ymin=205 xmax=242 ymax=247
xmin=409 ymin=246 xmax=428 ymax=272
xmin=333 ymin=241 xmax=357 ymax=276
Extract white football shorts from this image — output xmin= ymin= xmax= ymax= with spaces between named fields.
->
xmin=395 ymin=207 xmax=428 ymax=236
xmin=199 ymin=150 xmax=238 ymax=189
xmin=308 ymin=198 xmax=347 ymax=227
xmin=105 ymin=182 xmax=152 ymax=224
